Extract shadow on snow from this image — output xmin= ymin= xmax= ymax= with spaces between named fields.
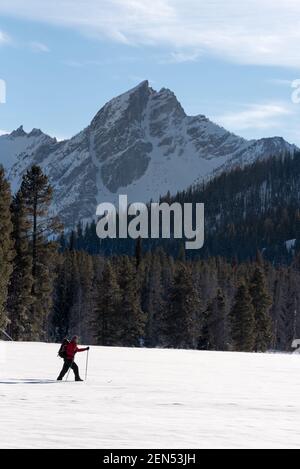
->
xmin=0 ymin=379 xmax=60 ymax=385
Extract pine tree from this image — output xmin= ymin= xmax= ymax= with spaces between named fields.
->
xmin=143 ymin=253 xmax=168 ymax=347
xmin=177 ymin=244 xmax=186 ymax=263
xmin=118 ymin=257 xmax=145 ymax=347
xmin=66 ymin=251 xmax=81 ymax=336
xmin=200 ymin=289 xmax=227 ymax=351
xmin=76 ymin=222 xmax=84 ymax=250
xmin=249 ymin=267 xmax=273 ymax=352
xmin=7 ymin=192 xmax=33 ymax=340
xmin=295 ymin=211 xmax=300 ymax=252
xmin=135 ymin=237 xmax=143 ymax=269
xmin=69 ymin=230 xmax=77 ymax=252
xmin=81 ymin=252 xmax=95 ymax=341
xmin=20 ymin=165 xmax=61 ymax=340
xmin=94 ymin=261 xmax=122 ymax=346
xmin=0 ymin=167 xmax=14 ymax=331
xmin=51 ymin=252 xmax=74 ymax=342
xmin=68 ymin=251 xmax=94 ymax=343
xmin=230 ymin=283 xmax=255 ymax=352
xmin=271 ymin=270 xmax=290 ymax=350
xmin=166 ymin=263 xmax=201 ymax=349
xmin=199 ymin=305 xmax=212 ymax=350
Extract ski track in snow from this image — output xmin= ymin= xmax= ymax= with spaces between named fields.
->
xmin=1 ymin=342 xmax=300 ymax=449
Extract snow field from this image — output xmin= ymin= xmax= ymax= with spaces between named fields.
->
xmin=1 ymin=342 xmax=300 ymax=449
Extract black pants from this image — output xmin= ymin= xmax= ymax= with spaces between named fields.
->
xmin=57 ymin=359 xmax=81 ymax=380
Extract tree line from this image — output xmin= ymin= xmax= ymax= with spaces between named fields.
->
xmin=51 ymin=245 xmax=298 ymax=352
xmin=1 ymin=164 xmax=300 ymax=352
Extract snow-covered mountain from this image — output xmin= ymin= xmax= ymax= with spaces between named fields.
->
xmin=0 ymin=80 xmax=297 ymax=226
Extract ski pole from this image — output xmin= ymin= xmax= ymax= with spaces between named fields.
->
xmin=0 ymin=329 xmax=13 ymax=341
xmin=85 ymin=349 xmax=90 ymax=381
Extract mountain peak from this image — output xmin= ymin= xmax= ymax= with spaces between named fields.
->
xmin=28 ymin=128 xmax=44 ymax=138
xmin=91 ymin=80 xmax=153 ymax=130
xmin=90 ymin=81 xmax=187 ymax=131
xmin=132 ymin=80 xmax=150 ymax=91
xmin=2 ymin=83 xmax=298 ymax=228
xmin=10 ymin=126 xmax=27 ymax=138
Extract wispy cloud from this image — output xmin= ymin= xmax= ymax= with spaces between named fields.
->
xmin=29 ymin=41 xmax=50 ymax=53
xmin=268 ymin=79 xmax=293 ymax=86
xmin=0 ymin=30 xmax=11 ymax=45
xmin=215 ymin=103 xmax=293 ymax=131
xmin=168 ymin=51 xmax=202 ymax=64
xmin=0 ymin=1 xmax=300 ymax=68
xmin=63 ymin=56 xmax=139 ymax=68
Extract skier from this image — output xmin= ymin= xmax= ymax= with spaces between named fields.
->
xmin=57 ymin=336 xmax=89 ymax=382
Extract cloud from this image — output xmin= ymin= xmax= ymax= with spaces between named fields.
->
xmin=267 ymin=79 xmax=294 ymax=86
xmin=168 ymin=51 xmax=202 ymax=64
xmin=29 ymin=41 xmax=50 ymax=53
xmin=1 ymin=1 xmax=300 ymax=68
xmin=0 ymin=30 xmax=11 ymax=45
xmin=0 ymin=129 xmax=9 ymax=136
xmin=215 ymin=103 xmax=293 ymax=131
xmin=0 ymin=31 xmax=49 ymax=53
xmin=63 ymin=55 xmax=139 ymax=68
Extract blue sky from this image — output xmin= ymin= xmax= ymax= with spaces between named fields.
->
xmin=0 ymin=0 xmax=300 ymax=144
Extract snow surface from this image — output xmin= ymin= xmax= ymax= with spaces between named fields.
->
xmin=1 ymin=342 xmax=300 ymax=449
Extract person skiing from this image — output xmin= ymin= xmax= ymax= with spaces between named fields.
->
xmin=57 ymin=336 xmax=89 ymax=382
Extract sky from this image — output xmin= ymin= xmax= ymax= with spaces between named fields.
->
xmin=0 ymin=0 xmax=300 ymax=144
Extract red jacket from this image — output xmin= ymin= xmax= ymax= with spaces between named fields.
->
xmin=65 ymin=342 xmax=87 ymax=360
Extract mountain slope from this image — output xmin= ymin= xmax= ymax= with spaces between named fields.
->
xmin=169 ymin=151 xmax=300 ymax=263
xmin=0 ymin=81 xmax=297 ymax=226
xmin=0 ymin=126 xmax=56 ymax=181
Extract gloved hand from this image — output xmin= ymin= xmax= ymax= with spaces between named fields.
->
xmin=86 ymin=346 xmax=90 ymax=351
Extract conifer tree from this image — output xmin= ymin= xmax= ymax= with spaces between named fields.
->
xmin=143 ymin=253 xmax=167 ymax=347
xmin=51 ymin=252 xmax=74 ymax=341
xmin=230 ymin=283 xmax=255 ymax=352
xmin=270 ymin=270 xmax=290 ymax=350
xmin=66 ymin=251 xmax=81 ymax=336
xmin=200 ymin=289 xmax=227 ymax=351
xmin=76 ymin=222 xmax=84 ymax=250
xmin=69 ymin=230 xmax=77 ymax=252
xmin=166 ymin=263 xmax=201 ymax=349
xmin=135 ymin=237 xmax=143 ymax=269
xmin=68 ymin=251 xmax=94 ymax=342
xmin=94 ymin=261 xmax=121 ymax=346
xmin=7 ymin=192 xmax=33 ymax=340
xmin=199 ymin=305 xmax=212 ymax=350
xmin=118 ymin=257 xmax=145 ymax=347
xmin=0 ymin=167 xmax=13 ymax=331
xmin=20 ymin=165 xmax=61 ymax=340
xmin=177 ymin=244 xmax=186 ymax=263
xmin=249 ymin=267 xmax=273 ymax=352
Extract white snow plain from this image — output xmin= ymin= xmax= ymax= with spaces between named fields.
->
xmin=1 ymin=342 xmax=300 ymax=449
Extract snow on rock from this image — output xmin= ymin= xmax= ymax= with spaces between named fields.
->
xmin=0 ymin=127 xmax=57 ymax=191
xmin=285 ymin=239 xmax=296 ymax=251
xmin=1 ymin=342 xmax=300 ymax=449
xmin=0 ymin=82 xmax=297 ymax=227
